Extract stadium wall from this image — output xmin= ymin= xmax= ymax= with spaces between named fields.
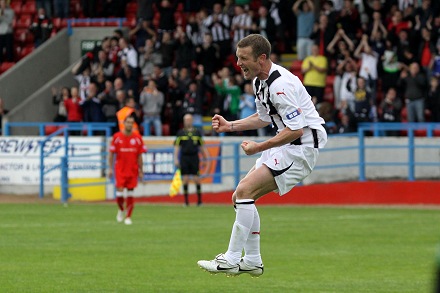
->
xmin=1 ymin=27 xmax=128 ymax=135
xmin=0 ymin=136 xmax=439 ymax=205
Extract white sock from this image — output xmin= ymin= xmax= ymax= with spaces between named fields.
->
xmin=224 ymin=199 xmax=255 ymax=265
xmin=243 ymin=206 xmax=262 ymax=265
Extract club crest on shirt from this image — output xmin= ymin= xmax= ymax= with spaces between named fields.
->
xmin=286 ymin=108 xmax=302 ymax=120
xmin=130 ymin=138 xmax=136 ymax=145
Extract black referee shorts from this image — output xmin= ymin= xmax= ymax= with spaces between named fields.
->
xmin=180 ymin=154 xmax=200 ymax=176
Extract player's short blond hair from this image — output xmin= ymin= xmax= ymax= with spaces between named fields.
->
xmin=237 ymin=34 xmax=271 ymax=61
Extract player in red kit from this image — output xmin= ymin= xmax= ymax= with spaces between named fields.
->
xmin=108 ymin=115 xmax=147 ymax=225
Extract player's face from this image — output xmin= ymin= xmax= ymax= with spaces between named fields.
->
xmin=236 ymin=46 xmax=263 ymax=80
xmin=124 ymin=118 xmax=134 ymax=133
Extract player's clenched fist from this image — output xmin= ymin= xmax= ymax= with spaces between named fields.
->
xmin=241 ymin=140 xmax=259 ymax=156
xmin=212 ymin=114 xmax=230 ymax=133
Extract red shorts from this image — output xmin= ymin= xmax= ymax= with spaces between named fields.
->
xmin=115 ymin=173 xmax=138 ymax=189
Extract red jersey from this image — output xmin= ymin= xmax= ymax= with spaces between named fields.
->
xmin=110 ymin=132 xmax=147 ymax=176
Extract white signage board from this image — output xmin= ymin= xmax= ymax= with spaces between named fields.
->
xmin=0 ymin=136 xmax=104 ymax=185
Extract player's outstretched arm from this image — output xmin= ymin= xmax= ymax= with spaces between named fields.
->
xmin=212 ymin=114 xmax=230 ymax=133
xmin=212 ymin=113 xmax=270 ymax=133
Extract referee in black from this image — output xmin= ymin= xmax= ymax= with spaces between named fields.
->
xmin=173 ymin=114 xmax=208 ymax=206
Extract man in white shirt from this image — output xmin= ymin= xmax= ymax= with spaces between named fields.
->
xmin=197 ymin=34 xmax=328 ymax=277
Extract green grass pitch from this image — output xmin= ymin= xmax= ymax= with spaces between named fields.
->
xmin=0 ymin=203 xmax=439 ymax=292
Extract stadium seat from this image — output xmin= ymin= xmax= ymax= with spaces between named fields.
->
xmin=326 ymin=75 xmax=335 ymax=87
xmin=21 ymin=1 xmax=37 ymax=16
xmin=0 ymin=62 xmax=16 ymax=74
xmin=10 ymin=2 xmax=22 ymax=15
xmin=44 ymin=125 xmax=60 ymax=136
xmin=290 ymin=59 xmax=302 ymax=75
xmin=13 ymin=29 xmax=27 ymax=44
xmin=123 ymin=14 xmax=137 ymax=28
xmin=20 ymin=45 xmax=34 ymax=59
xmin=126 ymin=2 xmax=138 ymax=14
xmin=15 ymin=15 xmax=32 ymax=29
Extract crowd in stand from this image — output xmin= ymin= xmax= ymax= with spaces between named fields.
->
xmin=5 ymin=0 xmax=440 ymax=136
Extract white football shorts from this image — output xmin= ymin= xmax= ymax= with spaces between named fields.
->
xmin=255 ymin=144 xmax=319 ymax=196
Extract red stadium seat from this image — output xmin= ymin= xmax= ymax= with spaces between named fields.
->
xmin=21 ymin=1 xmax=37 ymax=16
xmin=126 ymin=2 xmax=138 ymax=14
xmin=20 ymin=45 xmax=34 ymax=59
xmin=13 ymin=29 xmax=27 ymax=44
xmin=15 ymin=15 xmax=32 ymax=29
xmin=0 ymin=62 xmax=16 ymax=74
xmin=290 ymin=59 xmax=303 ymax=75
xmin=44 ymin=125 xmax=59 ymax=136
xmin=10 ymin=2 xmax=22 ymax=15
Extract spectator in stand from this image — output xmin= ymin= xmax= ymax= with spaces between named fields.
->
xmin=51 ymin=86 xmax=68 ymax=122
xmin=430 ymin=40 xmax=440 ymax=78
xmin=129 ymin=19 xmax=156 ymax=53
xmin=322 ymin=1 xmax=338 ymax=29
xmin=311 ymin=14 xmax=336 ymax=58
xmin=91 ymin=50 xmax=115 ymax=82
xmin=167 ymin=70 xmax=184 ymax=135
xmin=137 ymin=0 xmax=154 ymax=21
xmin=157 ymin=0 xmax=177 ymax=34
xmin=231 ymin=5 xmax=252 ymax=52
xmin=64 ymin=86 xmax=83 ymax=135
xmin=116 ymin=96 xmax=140 ymax=134
xmin=117 ymin=58 xmax=139 ymax=102
xmin=186 ymin=12 xmax=204 ymax=47
xmin=182 ymin=81 xmax=204 ymax=129
xmin=334 ymin=99 xmax=357 ymax=133
xmin=239 ymin=82 xmax=258 ymax=136
xmin=102 ymin=0 xmax=126 ymax=17
xmin=140 ymin=80 xmax=164 ymax=136
xmin=0 ymin=0 xmax=14 ymax=63
xmin=302 ymin=44 xmax=328 ymax=105
xmin=157 ymin=31 xmax=176 ymax=77
xmin=139 ymin=39 xmax=162 ymax=82
xmin=203 ymin=2 xmax=231 ymax=62
xmin=80 ymin=82 xmax=106 ymax=129
xmin=174 ymin=28 xmax=196 ymax=71
xmin=354 ymin=34 xmax=379 ymax=108
xmin=115 ymin=88 xmax=126 ymax=111
xmin=336 ymin=0 xmax=361 ymax=40
xmin=398 ymin=62 xmax=428 ymax=122
xmin=379 ymin=87 xmax=402 ymax=136
xmin=353 ymin=76 xmax=372 ymax=123
xmin=415 ymin=26 xmax=435 ymax=77
xmin=0 ymin=97 xmax=8 ymax=134
xmin=387 ymin=10 xmax=412 ymax=45
xmin=338 ymin=57 xmax=358 ymax=112
xmin=36 ymin=0 xmax=52 ymax=18
xmin=252 ymin=6 xmax=277 ymax=47
xmin=213 ymin=70 xmax=241 ymax=130
xmin=326 ymin=28 xmax=355 ymax=72
xmin=53 ymin=0 xmax=69 ymax=18
xmin=381 ymin=39 xmax=401 ymax=96
xmin=151 ymin=65 xmax=169 ymax=96
xmin=292 ymin=0 xmax=315 ymax=61
xmin=196 ymin=33 xmax=221 ymax=80
xmin=362 ymin=0 xmax=387 ymax=21
xmin=118 ymin=37 xmax=139 ymax=80
xmin=29 ymin=8 xmax=53 ymax=48
xmin=414 ymin=0 xmax=433 ymax=28
xmin=99 ymin=80 xmax=119 ymax=134
xmin=72 ymin=58 xmax=91 ymax=102
xmin=368 ymin=12 xmax=387 ymax=56
xmin=81 ymin=0 xmax=98 ymax=17
xmin=427 ymin=76 xmax=440 ymax=122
